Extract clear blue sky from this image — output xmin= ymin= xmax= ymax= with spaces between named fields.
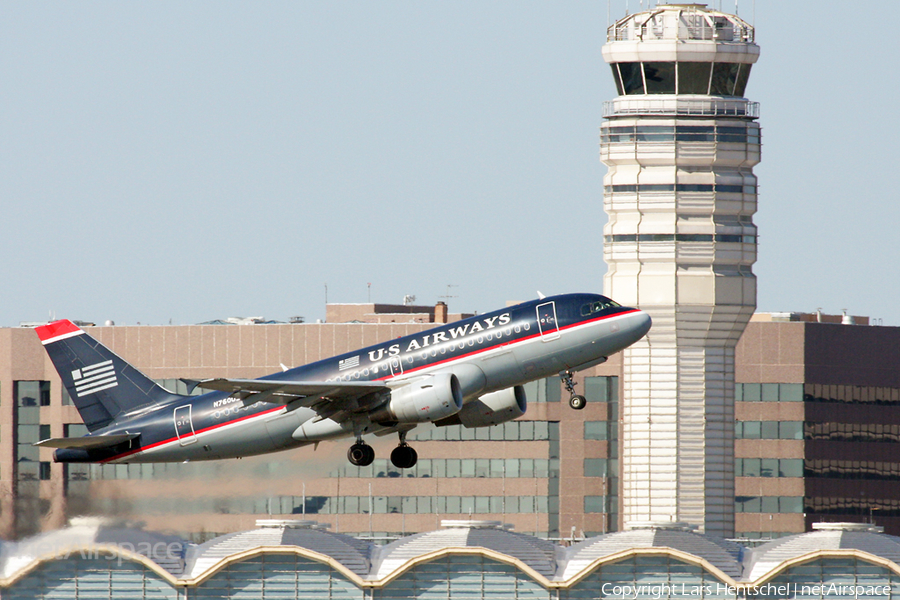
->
xmin=2 ymin=2 xmax=898 ymax=326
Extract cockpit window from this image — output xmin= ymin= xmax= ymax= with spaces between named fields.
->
xmin=580 ymin=299 xmax=621 ymax=316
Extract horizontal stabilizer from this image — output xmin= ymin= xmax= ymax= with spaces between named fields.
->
xmin=35 ymin=433 xmax=139 ymax=449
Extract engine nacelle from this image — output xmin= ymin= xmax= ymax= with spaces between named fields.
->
xmin=437 ymin=386 xmax=527 ymax=429
xmin=369 ymin=373 xmax=463 ymax=424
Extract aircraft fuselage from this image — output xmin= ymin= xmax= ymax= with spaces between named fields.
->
xmin=51 ymin=293 xmax=650 ymax=464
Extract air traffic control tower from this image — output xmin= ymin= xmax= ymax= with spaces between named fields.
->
xmin=600 ymin=4 xmax=759 ymax=537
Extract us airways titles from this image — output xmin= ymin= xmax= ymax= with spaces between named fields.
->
xmin=366 ymin=312 xmax=513 ymax=362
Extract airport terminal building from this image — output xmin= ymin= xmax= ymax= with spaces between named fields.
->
xmin=2 ymin=301 xmax=900 ymax=544
xmin=3 ymin=518 xmax=900 ymax=599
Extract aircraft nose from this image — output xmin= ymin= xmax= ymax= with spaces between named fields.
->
xmin=627 ymin=310 xmax=652 ymax=341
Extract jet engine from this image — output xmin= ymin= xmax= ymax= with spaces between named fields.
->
xmin=436 ymin=385 xmax=527 ymax=428
xmin=369 ymin=373 xmax=463 ymax=424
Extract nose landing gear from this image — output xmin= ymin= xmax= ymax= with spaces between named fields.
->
xmin=390 ymin=431 xmax=418 ymax=469
xmin=561 ymin=370 xmax=587 ymax=410
xmin=347 ymin=438 xmax=375 ymax=466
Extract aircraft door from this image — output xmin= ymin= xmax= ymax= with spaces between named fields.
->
xmin=536 ymin=301 xmax=560 ymax=341
xmin=174 ymin=405 xmax=197 ymax=446
xmin=388 ymin=355 xmax=404 ymax=377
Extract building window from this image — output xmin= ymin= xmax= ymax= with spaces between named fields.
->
xmin=610 ymin=61 xmax=750 ymax=96
xmin=518 ymin=377 xmax=561 ymax=404
xmin=679 ymin=61 xmax=712 ymax=94
xmin=735 ymin=421 xmax=803 ymax=440
xmin=604 ymin=182 xmax=755 ymax=195
xmin=805 ymin=460 xmax=900 ymax=481
xmin=805 ymin=422 xmax=900 ymax=443
xmin=584 ymin=458 xmax=618 ymax=478
xmin=735 ymin=496 xmax=803 ymax=513
xmin=736 ymin=383 xmax=803 ymax=402
xmin=14 ymin=381 xmax=50 ymax=484
xmin=806 ymin=496 xmax=900 ymax=517
xmin=584 ymin=421 xmax=609 ymax=440
xmin=601 ymin=125 xmax=760 ymax=147
xmin=584 ymin=496 xmax=608 ymax=513
xmin=65 ymin=423 xmax=90 ymax=438
xmin=584 ymin=376 xmax=619 ymax=403
xmin=14 ymin=380 xmax=50 ymax=407
xmin=409 ymin=419 xmax=555 ymax=442
xmin=736 ymin=458 xmax=803 ymax=478
xmin=804 ymin=383 xmax=900 ymax=405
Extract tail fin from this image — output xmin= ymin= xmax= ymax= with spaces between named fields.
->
xmin=35 ymin=320 xmax=182 ymax=432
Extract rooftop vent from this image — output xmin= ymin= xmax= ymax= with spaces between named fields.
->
xmin=812 ymin=522 xmax=883 ymax=533
xmin=625 ymin=521 xmax=698 ymax=532
xmin=255 ymin=519 xmax=330 ymax=530
xmin=440 ymin=520 xmax=513 ymax=530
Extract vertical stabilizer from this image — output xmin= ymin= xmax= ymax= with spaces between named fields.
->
xmin=35 ymin=320 xmax=182 ymax=432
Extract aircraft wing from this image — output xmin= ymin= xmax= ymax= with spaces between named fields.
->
xmin=196 ymin=378 xmax=390 ymax=406
xmin=35 ymin=433 xmax=140 ymax=449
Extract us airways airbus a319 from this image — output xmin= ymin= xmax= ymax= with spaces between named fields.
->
xmin=34 ymin=293 xmax=650 ymax=469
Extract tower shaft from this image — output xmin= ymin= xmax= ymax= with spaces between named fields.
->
xmin=601 ymin=5 xmax=760 ymax=537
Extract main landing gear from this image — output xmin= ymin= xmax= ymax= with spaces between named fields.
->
xmin=561 ymin=370 xmax=587 ymax=410
xmin=390 ymin=431 xmax=418 ymax=469
xmin=346 ymin=433 xmax=419 ymax=469
xmin=348 ymin=438 xmax=375 ymax=467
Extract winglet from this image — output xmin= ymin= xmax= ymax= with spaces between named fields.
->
xmin=35 ymin=319 xmax=85 ymax=345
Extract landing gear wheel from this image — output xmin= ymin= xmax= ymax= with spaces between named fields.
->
xmin=390 ymin=444 xmax=418 ymax=469
xmin=569 ymin=395 xmax=587 ymax=410
xmin=348 ymin=442 xmax=375 ymax=466
xmin=560 ymin=370 xmax=585 ymax=410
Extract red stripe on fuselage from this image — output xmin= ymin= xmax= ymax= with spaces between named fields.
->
xmin=100 ymin=405 xmax=285 ymax=463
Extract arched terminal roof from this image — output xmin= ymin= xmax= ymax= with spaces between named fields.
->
xmin=558 ymin=522 xmax=744 ymax=581
xmin=183 ymin=519 xmax=374 ymax=580
xmin=743 ymin=523 xmax=900 ymax=582
xmin=11 ymin=518 xmax=900 ymax=591
xmin=370 ymin=520 xmax=559 ymax=581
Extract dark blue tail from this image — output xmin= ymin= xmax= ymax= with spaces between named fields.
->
xmin=36 ymin=320 xmax=183 ymax=432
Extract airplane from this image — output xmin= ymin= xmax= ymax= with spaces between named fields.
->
xmin=34 ymin=292 xmax=650 ymax=469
